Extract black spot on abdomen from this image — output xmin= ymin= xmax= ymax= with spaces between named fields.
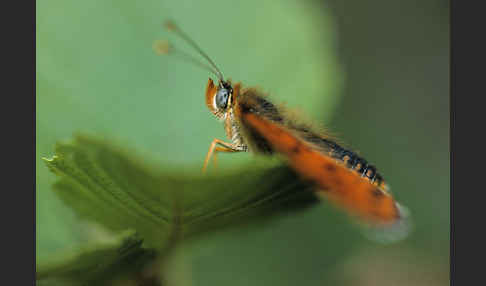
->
xmin=371 ymin=188 xmax=384 ymax=199
xmin=324 ymin=164 xmax=336 ymax=172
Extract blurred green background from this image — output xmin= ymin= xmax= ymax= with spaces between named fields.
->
xmin=36 ymin=0 xmax=449 ymax=285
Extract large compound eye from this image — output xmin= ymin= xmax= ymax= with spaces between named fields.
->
xmin=215 ymin=88 xmax=230 ymax=109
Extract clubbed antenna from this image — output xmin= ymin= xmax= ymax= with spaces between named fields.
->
xmin=153 ymin=39 xmax=222 ymax=79
xmin=163 ymin=20 xmax=224 ymax=81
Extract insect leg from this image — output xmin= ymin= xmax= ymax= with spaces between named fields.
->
xmin=212 ymin=146 xmax=239 ymax=169
xmin=202 ymin=139 xmax=245 ymax=173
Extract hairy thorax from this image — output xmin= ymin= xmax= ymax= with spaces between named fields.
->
xmin=224 ymin=108 xmax=246 ymax=148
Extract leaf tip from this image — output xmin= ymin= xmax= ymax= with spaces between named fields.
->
xmin=42 ymin=155 xmax=61 ymax=174
xmin=41 ymin=155 xmax=56 ymax=163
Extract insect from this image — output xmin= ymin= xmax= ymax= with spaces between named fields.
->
xmin=156 ymin=21 xmax=408 ymax=229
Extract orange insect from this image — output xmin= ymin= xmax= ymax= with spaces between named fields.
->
xmin=156 ymin=21 xmax=409 ymax=231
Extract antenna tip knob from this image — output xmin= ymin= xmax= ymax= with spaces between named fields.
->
xmin=153 ymin=40 xmax=171 ymax=55
xmin=164 ymin=20 xmax=177 ymax=32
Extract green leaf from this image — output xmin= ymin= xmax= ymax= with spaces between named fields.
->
xmin=39 ymin=134 xmax=320 ymax=284
xmin=36 ymin=230 xmax=158 ymax=286
xmin=43 ymin=134 xmax=318 ymax=247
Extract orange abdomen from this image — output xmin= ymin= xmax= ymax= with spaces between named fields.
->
xmin=243 ymin=113 xmax=402 ymax=225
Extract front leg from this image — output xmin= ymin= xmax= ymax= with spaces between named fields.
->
xmin=202 ymin=139 xmax=246 ymax=173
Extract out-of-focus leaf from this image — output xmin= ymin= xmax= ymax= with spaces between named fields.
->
xmin=39 ymin=134 xmax=319 ymax=284
xmin=36 ymin=0 xmax=343 ymax=264
xmin=36 ymin=230 xmax=158 ymax=286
